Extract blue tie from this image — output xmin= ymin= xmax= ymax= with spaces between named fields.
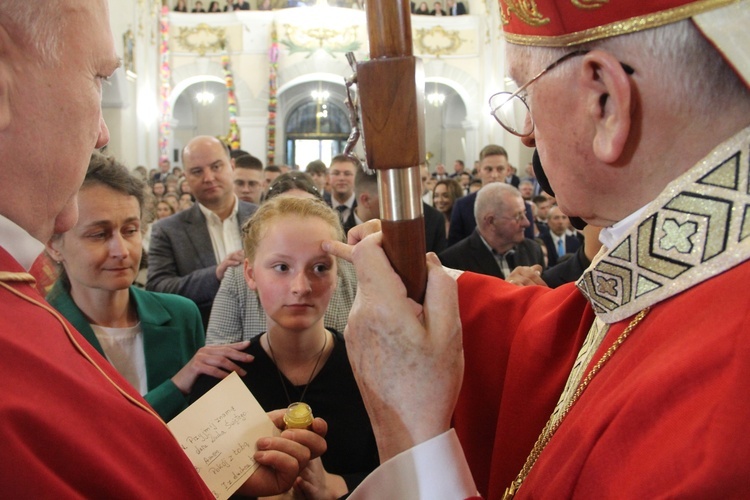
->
xmin=557 ymin=237 xmax=565 ymax=257
xmin=336 ymin=205 xmax=347 ymax=222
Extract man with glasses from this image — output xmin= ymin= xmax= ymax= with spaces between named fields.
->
xmin=439 ymin=183 xmax=543 ymax=279
xmin=233 ymin=154 xmax=264 ymax=205
xmin=330 ymin=0 xmax=750 ymax=498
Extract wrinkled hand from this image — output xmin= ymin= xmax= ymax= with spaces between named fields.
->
xmin=346 ymin=219 xmax=381 ymax=246
xmin=171 ymin=341 xmax=253 ymax=394
xmin=506 ymin=264 xmax=546 ymax=287
xmin=217 ymin=249 xmax=245 ymax=280
xmin=292 ymin=458 xmax=348 ymax=500
xmin=238 ymin=410 xmax=328 ymax=497
xmin=324 ymin=232 xmax=464 ymax=462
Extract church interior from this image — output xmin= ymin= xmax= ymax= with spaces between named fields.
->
xmin=105 ymin=0 xmax=530 ymax=173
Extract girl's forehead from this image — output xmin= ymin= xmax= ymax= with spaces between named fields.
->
xmin=259 ymin=214 xmax=338 ymax=242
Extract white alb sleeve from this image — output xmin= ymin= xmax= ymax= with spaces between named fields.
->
xmin=349 ymin=429 xmax=478 ymax=499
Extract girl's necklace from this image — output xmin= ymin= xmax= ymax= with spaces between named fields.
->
xmin=267 ymin=329 xmax=328 ymax=406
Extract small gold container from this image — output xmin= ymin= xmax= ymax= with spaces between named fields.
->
xmin=283 ymin=402 xmax=313 ymax=430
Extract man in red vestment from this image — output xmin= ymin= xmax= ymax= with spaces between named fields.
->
xmin=0 ymin=1 xmax=324 ymax=497
xmin=327 ymin=0 xmax=750 ymax=498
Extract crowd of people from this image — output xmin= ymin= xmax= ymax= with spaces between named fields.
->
xmin=413 ymin=0 xmax=466 ymax=15
xmin=2 ymin=0 xmax=749 ymax=498
xmin=23 ymin=130 xmax=605 ymax=498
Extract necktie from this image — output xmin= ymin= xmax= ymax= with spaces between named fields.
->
xmin=557 ymin=237 xmax=565 ymax=257
xmin=336 ymin=205 xmax=347 ymax=222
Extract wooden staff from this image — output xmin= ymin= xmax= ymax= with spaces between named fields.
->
xmin=357 ymin=0 xmax=427 ymax=302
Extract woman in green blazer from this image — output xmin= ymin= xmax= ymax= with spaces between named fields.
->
xmin=46 ymin=152 xmax=251 ymax=421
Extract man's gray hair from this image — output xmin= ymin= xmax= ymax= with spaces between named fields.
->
xmin=474 ymin=182 xmax=522 ymax=224
xmin=0 ymin=0 xmax=64 ymax=64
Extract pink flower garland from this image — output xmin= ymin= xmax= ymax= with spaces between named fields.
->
xmin=267 ymin=23 xmax=279 ymax=165
xmin=222 ymin=55 xmax=241 ymax=150
xmin=159 ymin=5 xmax=171 ymax=163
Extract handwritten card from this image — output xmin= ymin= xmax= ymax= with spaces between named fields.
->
xmin=168 ymin=372 xmax=278 ymax=500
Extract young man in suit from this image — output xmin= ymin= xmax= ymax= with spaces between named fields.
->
xmin=147 ymin=135 xmax=258 ymax=327
xmin=329 ymin=154 xmax=358 ymax=224
xmin=448 ymin=144 xmax=509 ymax=245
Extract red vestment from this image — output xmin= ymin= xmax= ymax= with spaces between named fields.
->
xmin=453 ymin=129 xmax=750 ymax=498
xmin=453 ymin=264 xmax=750 ymax=498
xmin=0 ymin=248 xmax=213 ymax=498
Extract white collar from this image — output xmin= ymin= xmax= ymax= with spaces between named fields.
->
xmin=198 ymin=195 xmax=239 ymax=223
xmin=599 ymin=205 xmax=648 ymax=250
xmin=0 ymin=215 xmax=45 ymax=270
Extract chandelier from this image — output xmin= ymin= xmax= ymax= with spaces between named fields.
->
xmin=312 ymin=84 xmax=329 ymax=119
xmin=426 ymin=82 xmax=445 ymax=107
xmin=195 ymin=81 xmax=215 ymax=105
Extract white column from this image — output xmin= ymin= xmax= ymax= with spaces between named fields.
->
xmin=236 ymin=116 xmax=270 ymax=163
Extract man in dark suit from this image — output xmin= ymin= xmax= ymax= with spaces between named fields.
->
xmin=440 ymin=183 xmax=543 ymax=279
xmin=346 ymin=169 xmax=446 ymax=254
xmin=540 ymin=205 xmax=581 ymax=267
xmin=147 ymin=136 xmax=258 ymax=327
xmin=449 ymin=144 xmax=509 ymax=245
xmin=152 ymin=157 xmax=171 ymax=183
xmin=305 ymin=159 xmax=332 ymax=206
xmin=329 ymin=154 xmax=358 ymax=224
xmin=532 ymin=194 xmax=551 ymax=237
xmin=446 ymin=0 xmax=467 ymax=15
xmin=505 ymin=164 xmax=520 ymax=188
xmin=225 ymin=1 xmax=250 ymax=10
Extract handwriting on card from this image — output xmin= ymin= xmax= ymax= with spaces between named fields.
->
xmin=168 ymin=372 xmax=277 ymax=500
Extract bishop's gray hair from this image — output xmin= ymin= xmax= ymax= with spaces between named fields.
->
xmin=506 ymin=19 xmax=748 ymax=121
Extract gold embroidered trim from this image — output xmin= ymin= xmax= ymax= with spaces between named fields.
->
xmin=577 ymin=125 xmax=750 ymax=324
xmin=571 ymin=0 xmax=609 ymax=9
xmin=503 ymin=0 xmax=739 ymax=47
xmin=501 ymin=0 xmax=551 ymax=28
xmin=0 ymin=271 xmax=36 ymax=284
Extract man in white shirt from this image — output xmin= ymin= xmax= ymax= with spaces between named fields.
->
xmin=147 ymin=135 xmax=258 ymax=326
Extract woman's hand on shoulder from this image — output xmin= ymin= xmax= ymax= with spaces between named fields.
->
xmin=172 ymin=340 xmax=253 ymax=394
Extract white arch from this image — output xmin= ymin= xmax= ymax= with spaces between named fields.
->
xmin=168 ymin=75 xmax=226 ymax=110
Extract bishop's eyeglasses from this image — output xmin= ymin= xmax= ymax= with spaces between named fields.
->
xmin=489 ymin=49 xmax=635 ymax=137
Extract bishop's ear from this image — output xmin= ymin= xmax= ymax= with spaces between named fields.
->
xmin=579 ymin=50 xmax=634 ymax=164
